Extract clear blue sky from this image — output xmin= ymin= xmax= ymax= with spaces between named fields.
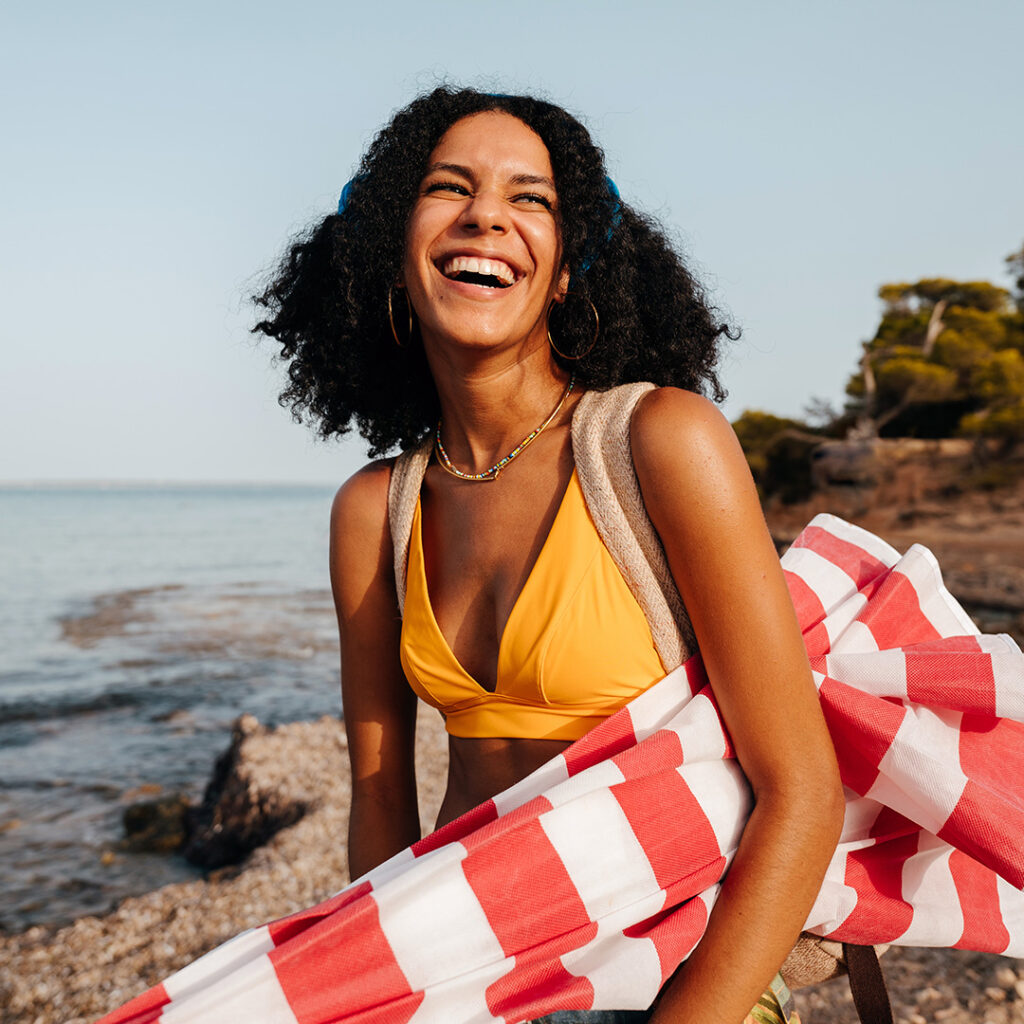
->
xmin=2 ymin=0 xmax=1021 ymax=482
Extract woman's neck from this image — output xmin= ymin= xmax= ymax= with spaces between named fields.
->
xmin=428 ymin=344 xmax=574 ymax=475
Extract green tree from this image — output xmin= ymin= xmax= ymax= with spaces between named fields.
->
xmin=731 ymin=410 xmax=824 ymax=502
xmin=848 ymin=273 xmax=1022 ymax=442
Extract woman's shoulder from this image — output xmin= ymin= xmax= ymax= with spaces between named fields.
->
xmin=628 ymin=386 xmax=743 ymax=479
xmin=330 ymin=458 xmax=395 ymax=540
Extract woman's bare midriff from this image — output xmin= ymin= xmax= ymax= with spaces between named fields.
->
xmin=435 ymin=734 xmax=574 ymax=828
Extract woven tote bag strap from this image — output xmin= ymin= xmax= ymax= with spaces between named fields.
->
xmin=570 ymin=383 xmax=696 ymax=668
xmin=387 ymin=436 xmax=433 ymax=615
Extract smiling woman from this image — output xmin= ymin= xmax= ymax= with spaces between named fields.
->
xmin=246 ymin=87 xmax=844 ymax=1024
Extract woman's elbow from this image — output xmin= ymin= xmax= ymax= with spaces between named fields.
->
xmin=757 ymin=758 xmax=846 ymax=848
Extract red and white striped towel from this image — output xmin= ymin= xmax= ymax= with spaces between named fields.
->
xmin=100 ymin=514 xmax=1024 ymax=1024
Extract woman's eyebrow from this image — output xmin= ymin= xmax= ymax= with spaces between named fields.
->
xmin=509 ymin=173 xmax=555 ymax=189
xmin=423 ymin=163 xmax=555 ymax=191
xmin=424 ymin=162 xmax=473 ymax=178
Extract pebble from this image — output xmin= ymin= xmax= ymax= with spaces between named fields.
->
xmin=997 ymin=966 xmax=1019 ymax=988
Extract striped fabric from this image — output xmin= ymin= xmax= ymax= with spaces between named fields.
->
xmin=100 ymin=514 xmax=1024 ymax=1024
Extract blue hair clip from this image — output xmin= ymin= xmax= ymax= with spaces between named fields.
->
xmin=337 ymin=177 xmax=358 ymax=215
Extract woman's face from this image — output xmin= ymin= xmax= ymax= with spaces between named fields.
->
xmin=402 ymin=110 xmax=567 ymax=357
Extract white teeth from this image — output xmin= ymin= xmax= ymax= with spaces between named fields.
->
xmin=442 ymin=255 xmax=516 ymax=286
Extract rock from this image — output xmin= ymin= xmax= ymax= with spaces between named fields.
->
xmin=182 ymin=714 xmax=311 ymax=868
xmin=120 ymin=794 xmax=191 ymax=853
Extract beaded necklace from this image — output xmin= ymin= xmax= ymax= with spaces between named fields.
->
xmin=434 ymin=377 xmax=575 ymax=482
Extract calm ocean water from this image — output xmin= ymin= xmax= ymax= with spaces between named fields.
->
xmin=0 ymin=484 xmax=343 ymax=933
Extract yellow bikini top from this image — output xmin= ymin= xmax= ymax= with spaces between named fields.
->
xmin=399 ymin=469 xmax=667 ymax=740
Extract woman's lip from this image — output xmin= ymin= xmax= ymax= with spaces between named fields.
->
xmin=433 ymin=252 xmax=525 ymax=281
xmin=430 ymin=259 xmax=523 ymax=295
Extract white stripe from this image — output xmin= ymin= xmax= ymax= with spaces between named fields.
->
xmin=405 ymin=958 xmax=510 ymax=1024
xmin=897 ymin=837 xmax=964 ymax=947
xmin=868 ymin=706 xmax=967 ymax=834
xmin=680 ymin=759 xmax=752 ymax=856
xmin=492 ymin=755 xmax=570 ymax=816
xmin=997 ymin=873 xmax=1024 ymax=956
xmin=782 ymin=546 xmax=860 ymax=614
xmin=541 ymin=788 xmax=661 ymax=920
xmin=826 ymin=611 xmax=878 ymax=655
xmin=624 ymin=665 xmax=695 ymax=740
xmin=662 ymin=691 xmax=728 ymax=761
xmin=164 ymin=925 xmax=276 ymax=999
xmin=989 ymin=633 xmax=1024 ymax=721
xmin=824 ymin=649 xmax=907 ymax=698
xmin=544 ymin=757 xmax=626 ymax=809
xmin=895 ymin=546 xmax=980 ymax=638
xmin=162 ymin=953 xmax=298 ymax=1024
xmin=561 ymin=925 xmax=663 ymax=1011
xmin=373 ymin=843 xmax=506 ymax=990
xmin=361 ymin=844 xmax=418 ymax=889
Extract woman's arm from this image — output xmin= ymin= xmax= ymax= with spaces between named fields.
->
xmin=330 ymin=461 xmax=421 ymax=880
xmin=630 ymin=389 xmax=845 ymax=1024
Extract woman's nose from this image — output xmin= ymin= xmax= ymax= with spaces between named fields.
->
xmin=457 ymin=189 xmax=508 ymax=233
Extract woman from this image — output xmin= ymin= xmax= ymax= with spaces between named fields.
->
xmin=255 ymin=86 xmax=845 ymax=1023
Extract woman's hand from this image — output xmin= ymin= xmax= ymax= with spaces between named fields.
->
xmin=330 ymin=461 xmax=421 ymax=880
xmin=631 ymin=388 xmax=845 ymax=1024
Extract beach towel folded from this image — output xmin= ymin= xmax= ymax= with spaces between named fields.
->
xmin=99 ymin=514 xmax=1024 ymax=1024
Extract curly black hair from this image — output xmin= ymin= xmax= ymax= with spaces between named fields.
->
xmin=253 ymin=86 xmax=737 ymax=456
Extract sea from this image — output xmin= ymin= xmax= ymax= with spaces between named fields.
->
xmin=0 ymin=483 xmax=344 ymax=934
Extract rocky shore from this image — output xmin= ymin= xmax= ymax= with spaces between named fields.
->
xmin=3 ymin=707 xmax=1023 ymax=1024
xmin=0 ymin=709 xmax=451 ymax=1024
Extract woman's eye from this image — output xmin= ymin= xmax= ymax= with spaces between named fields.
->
xmin=425 ymin=181 xmax=469 ymax=196
xmin=514 ymin=193 xmax=553 ymax=209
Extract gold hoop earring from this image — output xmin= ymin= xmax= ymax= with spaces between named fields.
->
xmin=388 ymin=285 xmax=413 ymax=347
xmin=547 ymin=295 xmax=599 ymax=361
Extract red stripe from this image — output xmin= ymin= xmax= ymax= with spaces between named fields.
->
xmin=271 ymin=891 xmax=422 ymax=1024
xmin=611 ymin=770 xmax=725 ymax=894
xmin=612 ymin=728 xmax=684 ymax=781
xmin=792 ymin=525 xmax=890 ymax=588
xmin=95 ymin=983 xmax=170 ymax=1024
xmin=412 ymin=800 xmax=498 ymax=855
xmin=486 ymin=958 xmax=594 ymax=1023
xmin=818 ymin=676 xmax=906 ymax=795
xmin=461 ymin=814 xmax=599 ymax=1021
xmin=563 ymin=709 xmax=639 ymax=778
xmin=784 ymin=569 xmax=827 ymax=633
xmin=938 ymin=714 xmax=1024 ymax=887
xmin=857 ymin=570 xmax=942 ymax=650
xmin=683 ymin=654 xmax=709 ymax=696
xmin=833 ymin=807 xmax=918 ymax=943
xmin=463 ymin=813 xmax=595 ymax=955
xmin=267 ymin=882 xmax=372 ymax=945
xmin=623 ymin=897 xmax=709 ymax=985
xmin=904 ymin=640 xmax=996 ymax=715
xmin=948 ymin=849 xmax=1012 ymax=954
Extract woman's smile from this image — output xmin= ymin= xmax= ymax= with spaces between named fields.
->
xmin=402 ymin=110 xmax=567 ymax=352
